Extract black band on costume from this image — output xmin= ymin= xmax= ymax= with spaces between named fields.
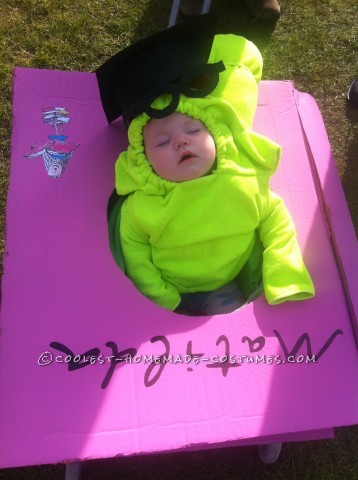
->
xmin=122 ymin=60 xmax=225 ymax=124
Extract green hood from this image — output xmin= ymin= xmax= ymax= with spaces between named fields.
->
xmin=115 ymin=34 xmax=281 ymax=196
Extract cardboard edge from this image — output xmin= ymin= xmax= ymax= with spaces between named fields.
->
xmin=294 ymin=89 xmax=358 ymax=349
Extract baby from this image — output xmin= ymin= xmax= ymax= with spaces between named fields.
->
xmin=102 ymin=26 xmax=315 ymax=313
xmin=137 ymin=112 xmax=254 ymax=314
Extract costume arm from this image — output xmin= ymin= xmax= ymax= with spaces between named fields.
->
xmin=258 ymin=192 xmax=315 ymax=304
xmin=209 ymin=34 xmax=262 ymax=128
xmin=120 ymin=203 xmax=181 ymax=311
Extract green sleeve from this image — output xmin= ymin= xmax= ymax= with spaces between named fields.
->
xmin=258 ymin=192 xmax=315 ymax=304
xmin=120 ymin=202 xmax=182 ymax=311
xmin=208 ymin=34 xmax=263 ymax=128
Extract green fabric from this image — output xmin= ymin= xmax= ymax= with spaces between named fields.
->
xmin=114 ymin=34 xmax=315 ymax=311
xmin=107 ymin=190 xmax=128 ymax=273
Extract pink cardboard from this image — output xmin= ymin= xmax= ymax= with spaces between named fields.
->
xmin=294 ymin=89 xmax=358 ymax=345
xmin=0 ymin=69 xmax=357 ymax=468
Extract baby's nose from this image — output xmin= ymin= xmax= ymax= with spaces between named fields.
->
xmin=175 ymin=135 xmax=189 ymax=149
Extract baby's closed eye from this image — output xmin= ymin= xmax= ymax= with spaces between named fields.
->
xmin=155 ymin=137 xmax=170 ymax=147
xmin=186 ymin=120 xmax=204 ymax=134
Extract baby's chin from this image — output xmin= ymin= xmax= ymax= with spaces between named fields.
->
xmin=170 ymin=167 xmax=215 ymax=183
xmin=165 ymin=158 xmax=216 ymax=183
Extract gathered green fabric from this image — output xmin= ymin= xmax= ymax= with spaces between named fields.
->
xmin=115 ymin=34 xmax=315 ymax=311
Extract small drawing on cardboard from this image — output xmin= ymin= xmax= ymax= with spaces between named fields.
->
xmin=24 ymin=107 xmax=79 ymax=178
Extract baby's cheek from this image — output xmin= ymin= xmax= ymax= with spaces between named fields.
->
xmin=206 ymin=136 xmax=216 ymax=160
xmin=145 ymin=147 xmax=157 ymax=167
xmin=148 ymin=151 xmax=174 ymax=180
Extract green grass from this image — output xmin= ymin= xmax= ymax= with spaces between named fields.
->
xmin=0 ymin=0 xmax=357 ymax=478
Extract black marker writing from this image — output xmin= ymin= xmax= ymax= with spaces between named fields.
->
xmin=206 ymin=335 xmax=240 ymax=377
xmin=101 ymin=341 xmax=137 ymax=389
xmin=144 ymin=336 xmax=170 ymax=387
xmin=242 ymin=335 xmax=265 ymax=353
xmin=49 ymin=328 xmax=343 ymax=389
xmin=273 ymin=329 xmax=343 ymax=361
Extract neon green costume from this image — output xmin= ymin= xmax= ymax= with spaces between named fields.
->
xmin=115 ymin=35 xmax=315 ymax=311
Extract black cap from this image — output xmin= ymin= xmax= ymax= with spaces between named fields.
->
xmin=95 ymin=14 xmax=225 ymax=125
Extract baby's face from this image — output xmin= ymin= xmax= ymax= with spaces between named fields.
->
xmin=143 ymin=113 xmax=216 ymax=182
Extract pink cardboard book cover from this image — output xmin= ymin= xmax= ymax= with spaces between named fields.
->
xmin=0 ymin=68 xmax=357 ymax=468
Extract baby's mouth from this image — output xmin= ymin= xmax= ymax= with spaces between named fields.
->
xmin=179 ymin=152 xmax=196 ymax=163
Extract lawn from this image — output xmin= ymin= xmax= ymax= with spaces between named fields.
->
xmin=0 ymin=0 xmax=357 ymax=478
